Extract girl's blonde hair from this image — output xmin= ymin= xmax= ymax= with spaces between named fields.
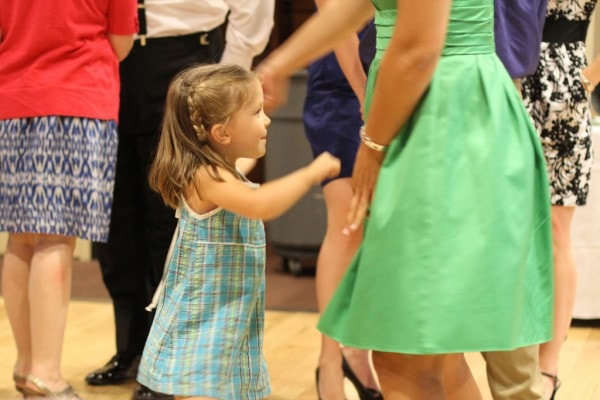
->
xmin=149 ymin=64 xmax=258 ymax=209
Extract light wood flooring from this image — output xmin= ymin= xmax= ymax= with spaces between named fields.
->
xmin=1 ymin=299 xmax=599 ymax=400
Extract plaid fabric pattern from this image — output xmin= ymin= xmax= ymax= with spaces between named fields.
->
xmin=137 ymin=201 xmax=270 ymax=399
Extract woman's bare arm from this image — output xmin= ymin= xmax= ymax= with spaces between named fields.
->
xmin=346 ymin=0 xmax=452 ymax=231
xmin=257 ymin=0 xmax=374 ymax=112
xmin=315 ymin=0 xmax=369 ymax=107
xmin=189 ymin=153 xmax=340 ymax=221
xmin=108 ymin=33 xmax=135 ymax=61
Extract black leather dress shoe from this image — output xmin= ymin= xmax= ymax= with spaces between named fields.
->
xmin=132 ymin=384 xmax=174 ymax=400
xmin=85 ymin=354 xmax=141 ymax=385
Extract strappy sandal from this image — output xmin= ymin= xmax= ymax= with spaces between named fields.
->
xmin=341 ymin=355 xmax=384 ymax=400
xmin=542 ymin=372 xmax=561 ymax=400
xmin=22 ymin=374 xmax=83 ymax=399
xmin=13 ymin=372 xmax=27 ymax=394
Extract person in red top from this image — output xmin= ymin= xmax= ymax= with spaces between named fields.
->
xmin=0 ymin=0 xmax=137 ymax=398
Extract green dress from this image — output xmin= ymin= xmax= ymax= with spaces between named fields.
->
xmin=318 ymin=0 xmax=554 ymax=354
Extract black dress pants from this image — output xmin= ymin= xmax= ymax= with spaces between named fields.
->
xmin=93 ymin=27 xmax=225 ymax=358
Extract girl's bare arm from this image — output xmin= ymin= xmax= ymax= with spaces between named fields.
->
xmin=191 ymin=153 xmax=340 ymax=220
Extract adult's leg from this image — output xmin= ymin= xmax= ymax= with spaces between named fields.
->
xmin=539 ymin=206 xmax=576 ymax=398
xmin=316 ymin=178 xmax=378 ymax=399
xmin=2 ymin=233 xmax=35 ymax=379
xmin=135 ymin=131 xmax=178 ymax=297
xmin=373 ymin=351 xmax=481 ymax=400
xmin=96 ymin=131 xmax=153 ymax=360
xmin=443 ymin=353 xmax=483 ymax=400
xmin=482 ymin=345 xmax=543 ymax=400
xmin=4 ymin=233 xmax=76 ymax=393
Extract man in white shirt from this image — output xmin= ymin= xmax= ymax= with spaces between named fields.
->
xmin=86 ymin=2 xmax=274 ymax=399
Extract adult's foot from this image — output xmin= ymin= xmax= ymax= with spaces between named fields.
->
xmin=85 ymin=354 xmax=141 ymax=385
xmin=131 ymin=384 xmax=174 ymax=400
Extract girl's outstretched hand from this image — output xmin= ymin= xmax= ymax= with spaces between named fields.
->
xmin=309 ymin=152 xmax=341 ymax=184
xmin=343 ymin=144 xmax=385 ymax=235
xmin=256 ymin=62 xmax=290 ymax=115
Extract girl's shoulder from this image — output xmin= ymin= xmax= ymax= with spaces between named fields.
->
xmin=186 ymin=165 xmax=257 ymax=214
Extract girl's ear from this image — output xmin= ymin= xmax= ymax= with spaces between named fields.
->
xmin=209 ymin=123 xmax=231 ymax=145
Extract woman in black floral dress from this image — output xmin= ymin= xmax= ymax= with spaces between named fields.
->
xmin=522 ymin=0 xmax=598 ymax=398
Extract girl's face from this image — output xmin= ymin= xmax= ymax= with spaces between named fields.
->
xmin=225 ymin=79 xmax=271 ymax=161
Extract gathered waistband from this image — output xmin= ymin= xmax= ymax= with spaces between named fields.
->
xmin=374 ymin=4 xmax=495 ymax=57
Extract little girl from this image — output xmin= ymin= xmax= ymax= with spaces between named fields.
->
xmin=136 ymin=64 xmax=340 ymax=400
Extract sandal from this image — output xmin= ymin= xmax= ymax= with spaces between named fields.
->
xmin=22 ymin=374 xmax=83 ymax=399
xmin=542 ymin=372 xmax=561 ymax=400
xmin=13 ymin=372 xmax=26 ymax=394
xmin=342 ymin=355 xmax=383 ymax=400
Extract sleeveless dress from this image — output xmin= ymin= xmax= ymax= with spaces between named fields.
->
xmin=318 ymin=0 xmax=554 ymax=354
xmin=137 ymin=199 xmax=270 ymax=399
xmin=303 ymin=22 xmax=375 ymax=184
xmin=522 ymin=0 xmax=596 ymax=206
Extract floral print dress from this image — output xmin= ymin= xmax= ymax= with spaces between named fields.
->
xmin=522 ymin=0 xmax=597 ymax=206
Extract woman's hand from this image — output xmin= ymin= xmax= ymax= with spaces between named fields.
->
xmin=343 ymin=143 xmax=385 ymax=234
xmin=256 ymin=62 xmax=290 ymax=115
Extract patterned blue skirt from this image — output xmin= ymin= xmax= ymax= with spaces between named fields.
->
xmin=0 ymin=116 xmax=118 ymax=242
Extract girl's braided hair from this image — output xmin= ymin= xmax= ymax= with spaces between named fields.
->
xmin=149 ymin=63 xmax=258 ymax=209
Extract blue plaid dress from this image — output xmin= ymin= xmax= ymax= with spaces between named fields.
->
xmin=137 ymin=199 xmax=270 ymax=399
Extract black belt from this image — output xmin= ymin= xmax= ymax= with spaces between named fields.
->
xmin=133 ymin=28 xmax=222 ymax=50
xmin=136 ymin=0 xmax=219 ymax=48
xmin=542 ymin=17 xmax=589 ymax=43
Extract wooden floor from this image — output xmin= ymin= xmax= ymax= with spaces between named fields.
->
xmin=1 ymin=299 xmax=599 ymax=400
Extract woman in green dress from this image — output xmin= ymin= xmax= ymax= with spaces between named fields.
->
xmin=258 ymin=0 xmax=554 ymax=397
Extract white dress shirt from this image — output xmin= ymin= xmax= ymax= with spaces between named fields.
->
xmin=144 ymin=0 xmax=274 ymax=69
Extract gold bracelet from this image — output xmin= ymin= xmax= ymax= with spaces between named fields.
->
xmin=359 ymin=125 xmax=388 ymax=152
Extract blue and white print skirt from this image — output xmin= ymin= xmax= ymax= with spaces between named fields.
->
xmin=0 ymin=116 xmax=118 ymax=242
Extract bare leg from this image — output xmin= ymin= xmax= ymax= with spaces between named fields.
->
xmin=2 ymin=233 xmax=34 ymax=379
xmin=316 ymin=179 xmax=377 ymax=399
xmin=4 ymin=233 xmax=77 ymax=393
xmin=540 ymin=206 xmax=576 ymax=399
xmin=443 ymin=354 xmax=483 ymax=400
xmin=373 ymin=351 xmax=481 ymax=400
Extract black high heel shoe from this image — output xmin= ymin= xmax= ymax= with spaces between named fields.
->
xmin=315 ymin=368 xmax=322 ymax=400
xmin=342 ymin=355 xmax=384 ymax=400
xmin=542 ymin=372 xmax=561 ymax=400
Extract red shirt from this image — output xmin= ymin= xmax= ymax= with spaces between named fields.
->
xmin=0 ymin=0 xmax=138 ymax=120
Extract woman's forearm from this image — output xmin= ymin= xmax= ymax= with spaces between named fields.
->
xmin=260 ymin=0 xmax=374 ymax=79
xmin=362 ymin=0 xmax=452 ymax=145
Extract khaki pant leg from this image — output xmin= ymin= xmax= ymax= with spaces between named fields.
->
xmin=481 ymin=345 xmax=543 ymax=400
